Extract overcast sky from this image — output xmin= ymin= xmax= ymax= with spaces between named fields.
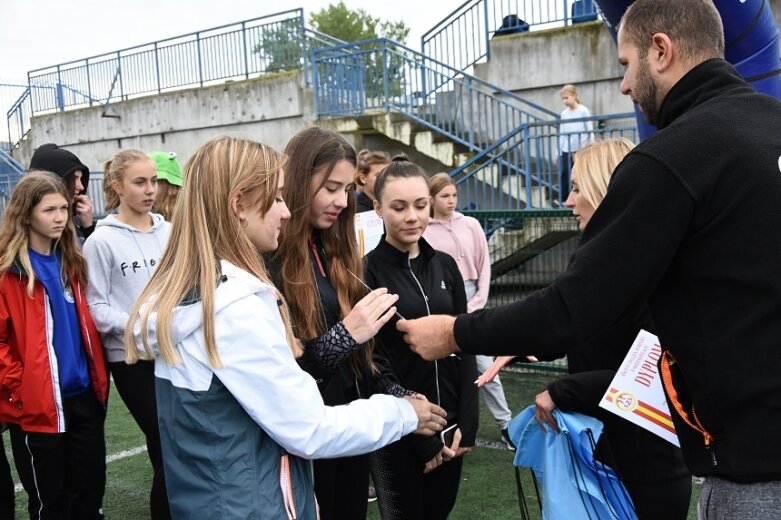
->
xmin=0 ymin=0 xmax=458 ymax=81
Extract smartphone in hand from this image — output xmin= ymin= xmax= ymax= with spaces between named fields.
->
xmin=440 ymin=423 xmax=458 ymax=447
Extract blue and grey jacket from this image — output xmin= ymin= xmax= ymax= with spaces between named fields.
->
xmin=133 ymin=260 xmax=419 ymax=519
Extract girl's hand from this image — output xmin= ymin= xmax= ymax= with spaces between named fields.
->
xmin=403 ymin=394 xmax=447 ymax=436
xmin=424 ymin=445 xmax=456 ymax=474
xmin=342 ymin=288 xmax=399 ymax=344
xmin=442 ymin=428 xmax=471 ymax=461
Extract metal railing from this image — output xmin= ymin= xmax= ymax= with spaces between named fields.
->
xmin=452 ymin=113 xmax=636 ymax=209
xmin=314 ymin=38 xmax=556 ymax=151
xmin=313 ymin=38 xmax=635 ymax=209
xmin=0 ymin=148 xmax=24 ymax=197
xmin=422 ymin=0 xmax=599 ymax=73
xmin=471 ymin=209 xmax=580 ymax=374
xmin=27 ymin=9 xmax=306 ymax=112
xmin=6 ymin=9 xmax=347 ymax=148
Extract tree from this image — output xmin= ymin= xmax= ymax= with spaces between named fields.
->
xmin=308 ymin=2 xmax=409 ymax=44
xmin=254 ymin=18 xmax=304 ymax=73
xmin=309 ymin=2 xmax=411 ymax=102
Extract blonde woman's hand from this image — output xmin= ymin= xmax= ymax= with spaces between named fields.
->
xmin=342 ymin=288 xmax=399 ymax=344
xmin=403 ymin=394 xmax=447 ymax=436
xmin=534 ymin=390 xmax=560 ymax=433
xmin=475 ymin=356 xmax=516 ymax=387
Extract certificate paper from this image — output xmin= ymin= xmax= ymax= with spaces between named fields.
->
xmin=599 ymin=329 xmax=680 ymax=447
xmin=354 ymin=210 xmax=384 ymax=256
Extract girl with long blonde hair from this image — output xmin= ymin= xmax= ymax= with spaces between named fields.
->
xmin=0 ymin=171 xmax=108 ymax=519
xmin=124 ymin=135 xmax=446 ymax=519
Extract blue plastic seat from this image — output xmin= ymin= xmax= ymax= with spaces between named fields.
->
xmin=572 ymin=0 xmax=598 ymax=24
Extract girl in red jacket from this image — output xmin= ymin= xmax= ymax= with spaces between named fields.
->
xmin=0 ymin=171 xmax=108 ymax=520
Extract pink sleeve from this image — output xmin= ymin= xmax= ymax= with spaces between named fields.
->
xmin=467 ymin=218 xmax=491 ymax=313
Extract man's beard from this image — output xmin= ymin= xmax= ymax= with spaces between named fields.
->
xmin=636 ymin=60 xmax=661 ymax=126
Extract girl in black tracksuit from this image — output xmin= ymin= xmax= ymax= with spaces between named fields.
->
xmin=365 ymin=156 xmax=478 ymax=519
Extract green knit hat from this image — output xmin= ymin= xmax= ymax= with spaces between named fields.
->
xmin=148 ymin=151 xmax=183 ymax=187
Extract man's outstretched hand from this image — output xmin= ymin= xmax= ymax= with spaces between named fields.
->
xmin=396 ymin=315 xmax=459 ymax=361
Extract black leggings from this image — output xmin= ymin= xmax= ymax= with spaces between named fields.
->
xmin=313 ymin=454 xmax=369 ymax=520
xmin=370 ymin=439 xmax=464 ymax=520
xmin=626 ymin=475 xmax=692 ymax=520
xmin=10 ymin=390 xmax=105 ymax=520
xmin=109 ymin=360 xmax=171 ymax=520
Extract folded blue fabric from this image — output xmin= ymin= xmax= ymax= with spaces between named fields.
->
xmin=510 ymin=406 xmax=638 ymax=520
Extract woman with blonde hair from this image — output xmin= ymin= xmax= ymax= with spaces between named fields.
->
xmin=479 ymin=138 xmax=691 ymax=520
xmin=124 ymin=135 xmax=446 ymax=519
xmin=83 ymin=149 xmax=171 ymax=518
xmin=424 ymin=172 xmax=515 ymax=450
xmin=0 ymin=171 xmax=108 ymax=519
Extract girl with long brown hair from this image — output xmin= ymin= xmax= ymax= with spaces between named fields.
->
xmin=272 ymin=127 xmax=407 ymax=519
xmin=124 ymin=135 xmax=445 ymax=519
xmin=0 ymin=171 xmax=108 ymax=519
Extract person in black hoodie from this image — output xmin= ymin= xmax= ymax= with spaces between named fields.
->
xmin=479 ymin=138 xmax=691 ymax=519
xmin=29 ymin=143 xmax=95 ymax=240
xmin=365 ymin=155 xmax=478 ymax=519
xmin=398 ymin=1 xmax=781 ymax=516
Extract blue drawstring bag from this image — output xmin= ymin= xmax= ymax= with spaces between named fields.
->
xmin=510 ymin=405 xmax=638 ymax=520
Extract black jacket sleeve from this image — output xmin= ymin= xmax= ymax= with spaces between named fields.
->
xmin=445 ymin=255 xmax=478 ymax=446
xmin=547 ymin=369 xmax=616 ymax=416
xmin=454 ymin=154 xmax=695 ymax=357
xmin=405 ymin=434 xmax=445 ymax=464
xmin=456 ymin=353 xmax=479 ymax=447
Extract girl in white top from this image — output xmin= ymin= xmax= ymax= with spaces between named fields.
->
xmin=83 ymin=149 xmax=172 ymax=519
xmin=558 ymin=84 xmax=594 ymax=204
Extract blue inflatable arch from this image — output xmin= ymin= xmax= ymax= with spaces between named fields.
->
xmin=596 ymin=0 xmax=781 ymax=139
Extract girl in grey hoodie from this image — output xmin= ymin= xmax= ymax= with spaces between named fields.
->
xmin=83 ymin=149 xmax=172 ymax=519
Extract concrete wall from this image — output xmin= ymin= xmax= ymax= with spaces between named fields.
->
xmin=475 ymin=20 xmax=633 ymax=116
xmin=478 ymin=0 xmax=781 ymax=117
xmin=15 ymin=69 xmax=314 ymax=171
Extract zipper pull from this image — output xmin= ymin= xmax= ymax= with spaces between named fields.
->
xmin=709 ymin=444 xmax=718 ymax=467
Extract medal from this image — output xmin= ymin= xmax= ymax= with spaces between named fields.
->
xmin=63 ymin=285 xmax=75 ymax=303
